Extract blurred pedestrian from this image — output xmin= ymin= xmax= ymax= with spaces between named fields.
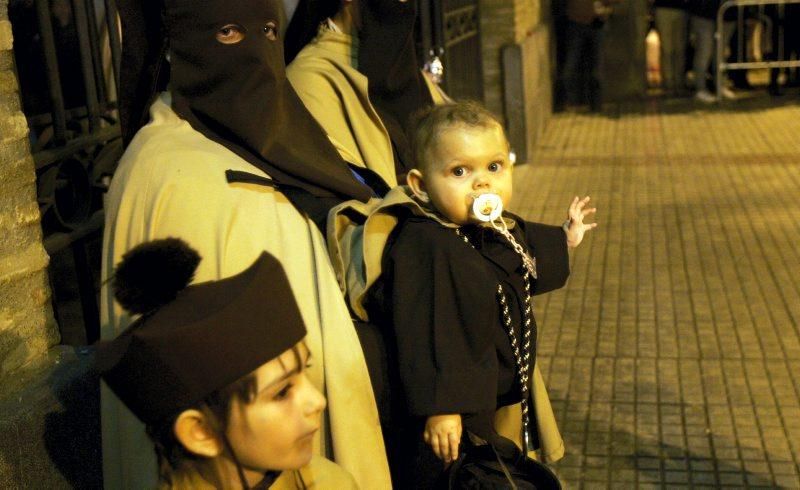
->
xmin=654 ymin=0 xmax=690 ymax=95
xmin=786 ymin=5 xmax=800 ymax=88
xmin=766 ymin=4 xmax=800 ymax=95
xmin=688 ymin=0 xmax=735 ymax=103
xmin=726 ymin=6 xmax=754 ymax=90
xmin=559 ymin=0 xmax=617 ymax=111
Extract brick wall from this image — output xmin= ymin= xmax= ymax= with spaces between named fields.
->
xmin=480 ymin=0 xmax=553 ymax=164
xmin=0 ymin=0 xmax=59 ymax=378
xmin=479 ymin=0 xmax=516 ymax=119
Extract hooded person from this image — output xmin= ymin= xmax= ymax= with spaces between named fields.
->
xmin=96 ymin=239 xmax=357 ymax=489
xmin=284 ymin=0 xmax=446 ymax=188
xmin=102 ymin=0 xmax=391 ymax=487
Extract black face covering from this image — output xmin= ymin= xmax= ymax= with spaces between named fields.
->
xmin=358 ymin=0 xmax=433 ymax=177
xmin=163 ymin=0 xmax=371 ymax=204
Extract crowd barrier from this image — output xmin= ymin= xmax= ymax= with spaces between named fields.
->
xmin=716 ymin=0 xmax=800 ymax=99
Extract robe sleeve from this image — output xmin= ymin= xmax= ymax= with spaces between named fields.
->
xmin=384 ymin=220 xmax=498 ymax=417
xmin=520 ymin=221 xmax=571 ymax=296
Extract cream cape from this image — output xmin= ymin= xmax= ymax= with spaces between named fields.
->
xmin=101 ymin=93 xmax=390 ymax=489
xmin=327 ymin=187 xmax=565 ymax=463
xmin=287 ymin=27 xmax=447 ymax=188
xmin=159 ymin=456 xmax=358 ymax=489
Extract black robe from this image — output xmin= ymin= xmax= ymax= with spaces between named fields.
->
xmin=366 ymin=214 xmax=569 ymax=487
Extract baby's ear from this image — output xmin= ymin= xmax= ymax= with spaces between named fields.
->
xmin=406 ymin=169 xmax=429 ymax=202
xmin=173 ymin=409 xmax=224 ymax=458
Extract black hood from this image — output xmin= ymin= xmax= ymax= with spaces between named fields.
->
xmin=118 ymin=0 xmax=372 ymax=209
xmin=358 ymin=0 xmax=433 ymax=177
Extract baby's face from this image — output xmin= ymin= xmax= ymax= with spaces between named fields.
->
xmin=418 ymin=124 xmax=513 ymax=225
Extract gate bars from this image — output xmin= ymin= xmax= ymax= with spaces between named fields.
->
xmin=716 ymin=0 xmax=800 ymax=99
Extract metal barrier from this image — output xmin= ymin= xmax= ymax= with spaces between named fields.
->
xmin=9 ymin=0 xmax=122 ymax=343
xmin=716 ymin=0 xmax=800 ymax=99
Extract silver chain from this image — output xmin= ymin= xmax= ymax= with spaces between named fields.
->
xmin=490 ymin=224 xmax=537 ymax=280
xmin=455 ymin=227 xmax=535 ymax=454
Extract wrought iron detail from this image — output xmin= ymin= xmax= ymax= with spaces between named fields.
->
xmin=444 ymin=5 xmax=478 ymax=48
xmin=9 ymin=0 xmax=123 ymax=343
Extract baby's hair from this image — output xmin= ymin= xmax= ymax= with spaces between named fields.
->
xmin=410 ymin=100 xmax=508 ymax=172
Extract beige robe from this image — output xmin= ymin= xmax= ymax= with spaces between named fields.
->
xmin=101 ymin=93 xmax=391 ymax=489
xmin=327 ymin=187 xmax=566 ymax=463
xmin=160 ymin=456 xmax=358 ymax=489
xmin=287 ymin=27 xmax=447 ymax=189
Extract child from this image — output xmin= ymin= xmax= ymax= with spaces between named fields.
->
xmin=366 ymin=101 xmax=597 ymax=487
xmin=96 ymin=239 xmax=357 ymax=489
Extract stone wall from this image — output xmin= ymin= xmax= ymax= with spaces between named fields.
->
xmin=0 ymin=3 xmax=102 ymax=488
xmin=0 ymin=0 xmax=58 ymax=378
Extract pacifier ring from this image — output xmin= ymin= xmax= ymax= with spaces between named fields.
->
xmin=471 ymin=193 xmax=503 ymax=222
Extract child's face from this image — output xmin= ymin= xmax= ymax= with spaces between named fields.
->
xmin=225 ymin=342 xmax=326 ymax=476
xmin=411 ymin=124 xmax=513 ymax=225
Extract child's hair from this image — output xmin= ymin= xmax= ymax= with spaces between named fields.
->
xmin=410 ymin=100 xmax=508 ymax=171
xmin=148 ymin=344 xmax=304 ymax=487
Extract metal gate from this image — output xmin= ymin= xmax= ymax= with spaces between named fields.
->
xmin=418 ymin=0 xmax=484 ymax=101
xmin=8 ymin=0 xmax=122 ymax=345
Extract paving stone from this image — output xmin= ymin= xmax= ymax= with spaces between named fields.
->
xmin=637 ymin=483 xmax=662 ymax=490
xmin=717 ymin=472 xmax=746 ymax=486
xmin=690 ymin=459 xmax=715 ymax=472
xmin=774 ymin=473 xmax=800 ymax=488
xmin=769 ymin=461 xmax=798 ymax=475
xmin=582 ymin=467 xmax=607 ymax=482
xmin=691 ymin=471 xmax=717 ymax=485
xmin=638 ymin=469 xmax=662 ymax=483
xmin=663 ymin=470 xmax=689 ymax=484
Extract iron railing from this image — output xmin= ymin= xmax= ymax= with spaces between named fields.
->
xmin=10 ymin=0 xmax=122 ymax=343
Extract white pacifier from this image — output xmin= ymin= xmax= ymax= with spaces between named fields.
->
xmin=471 ymin=193 xmax=503 ymax=223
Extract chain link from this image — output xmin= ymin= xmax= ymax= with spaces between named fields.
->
xmin=490 ymin=220 xmax=537 ymax=280
xmin=455 ymin=226 xmax=535 ymax=454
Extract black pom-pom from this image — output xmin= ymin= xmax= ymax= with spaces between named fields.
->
xmin=113 ymin=238 xmax=201 ymax=314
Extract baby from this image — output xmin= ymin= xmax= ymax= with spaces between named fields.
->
xmin=366 ymin=101 xmax=596 ymax=487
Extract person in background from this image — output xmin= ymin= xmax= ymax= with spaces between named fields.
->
xmin=725 ymin=5 xmax=754 ymax=91
xmin=654 ymin=0 xmax=690 ymax=95
xmin=284 ymin=0 xmax=447 ymax=188
xmin=766 ymin=4 xmax=800 ymax=96
xmin=688 ymin=0 xmax=736 ymax=103
xmin=787 ymin=5 xmax=800 ymax=91
xmin=96 ymin=240 xmax=357 ymax=489
xmin=559 ymin=0 xmax=617 ymax=112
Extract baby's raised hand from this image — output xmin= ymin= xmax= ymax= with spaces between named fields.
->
xmin=564 ymin=196 xmax=598 ymax=248
xmin=424 ymin=414 xmax=462 ymax=463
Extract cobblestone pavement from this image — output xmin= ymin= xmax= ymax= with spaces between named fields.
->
xmin=511 ymin=96 xmax=800 ymax=489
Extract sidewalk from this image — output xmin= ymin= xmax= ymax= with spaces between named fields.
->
xmin=512 ymin=96 xmax=800 ymax=489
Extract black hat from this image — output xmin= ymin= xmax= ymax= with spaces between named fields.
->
xmin=95 ymin=239 xmax=307 ymax=426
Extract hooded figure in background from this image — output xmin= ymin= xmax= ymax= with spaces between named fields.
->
xmin=103 ymin=0 xmax=391 ymax=487
xmin=284 ymin=0 xmax=442 ymax=188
